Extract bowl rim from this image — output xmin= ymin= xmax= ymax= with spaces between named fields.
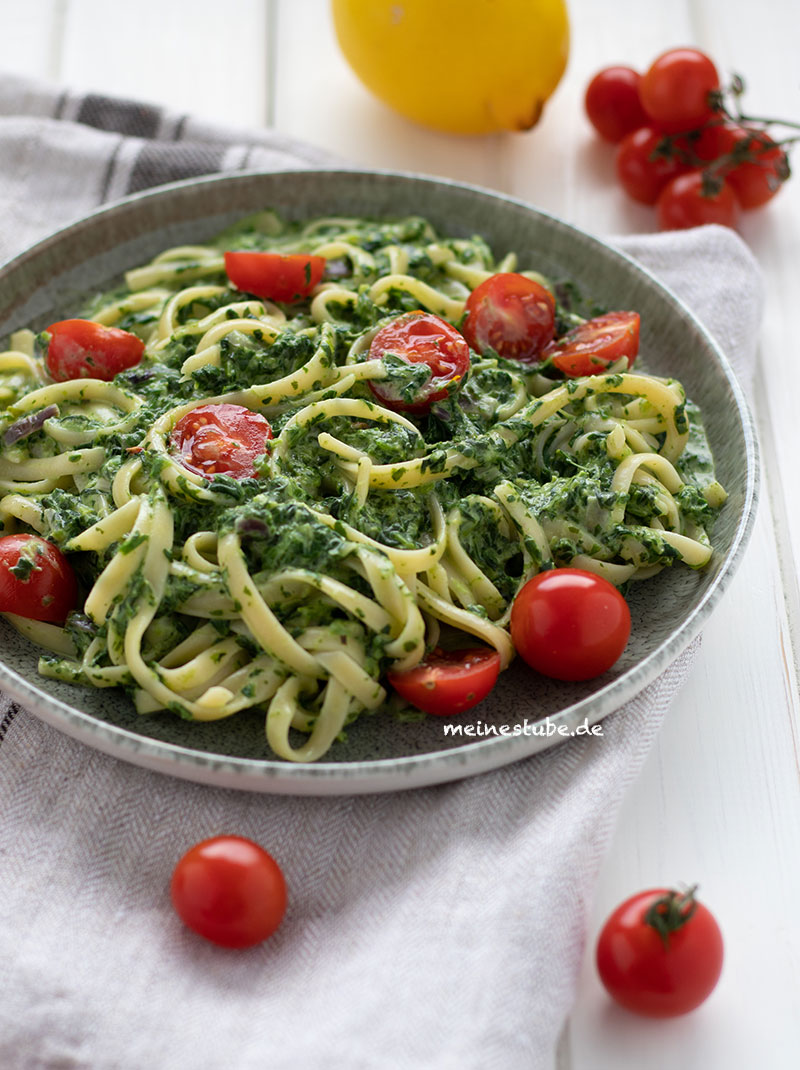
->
xmin=0 ymin=167 xmax=760 ymax=794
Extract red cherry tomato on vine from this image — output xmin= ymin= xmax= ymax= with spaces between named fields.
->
xmin=585 ymin=66 xmax=649 ymax=143
xmin=657 ymin=171 xmax=741 ymax=231
xmin=616 ymin=126 xmax=689 ymax=205
xmin=0 ymin=533 xmax=78 ymax=623
xmin=462 ymin=273 xmax=556 ymax=363
xmin=387 ymin=646 xmax=501 ymax=715
xmin=368 ymin=311 xmax=470 ymax=413
xmin=687 ymin=121 xmax=743 ymax=164
xmin=596 ymin=885 xmax=724 ymax=1017
xmin=674 ymin=122 xmax=786 ymax=211
xmin=46 ymin=319 xmax=144 ymax=382
xmin=171 ymin=836 xmax=287 ymax=949
xmin=171 ymin=404 xmax=272 ymax=479
xmin=542 ymin=311 xmax=640 ymax=377
xmin=639 ymin=48 xmax=720 ymax=133
xmin=510 ymin=568 xmax=631 ymax=681
xmin=224 ymin=251 xmax=325 ymax=302
xmin=693 ymin=124 xmax=788 ymax=208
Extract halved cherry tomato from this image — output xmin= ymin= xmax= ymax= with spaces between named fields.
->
xmin=510 ymin=568 xmax=631 ymax=681
xmin=462 ymin=273 xmax=555 ymax=362
xmin=224 ymin=251 xmax=325 ymax=302
xmin=596 ymin=885 xmax=724 ymax=1017
xmin=170 ymin=835 xmax=287 ymax=949
xmin=171 ymin=404 xmax=272 ymax=479
xmin=585 ymin=66 xmax=649 ymax=143
xmin=542 ymin=311 xmax=640 ymax=377
xmin=45 ymin=319 xmax=145 ymax=382
xmin=656 ymin=172 xmax=740 ymax=231
xmin=616 ymin=126 xmax=689 ymax=205
xmin=368 ymin=311 xmax=470 ymax=413
xmin=639 ymin=48 xmax=720 ymax=133
xmin=0 ymin=533 xmax=78 ymax=623
xmin=387 ymin=646 xmax=501 ymax=716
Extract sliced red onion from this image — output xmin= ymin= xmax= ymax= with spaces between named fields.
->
xmin=323 ymin=258 xmax=351 ymax=280
xmin=68 ymin=614 xmax=99 ymax=638
xmin=236 ymin=516 xmax=269 ymax=536
xmin=125 ymin=369 xmax=155 ymax=386
xmin=3 ymin=404 xmax=60 ymax=445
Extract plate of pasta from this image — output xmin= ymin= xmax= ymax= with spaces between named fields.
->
xmin=0 ymin=170 xmax=757 ymax=793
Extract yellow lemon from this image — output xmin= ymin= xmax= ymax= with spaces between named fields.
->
xmin=331 ymin=0 xmax=570 ymax=135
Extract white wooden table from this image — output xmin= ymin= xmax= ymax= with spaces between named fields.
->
xmin=4 ymin=1 xmax=800 ymax=1066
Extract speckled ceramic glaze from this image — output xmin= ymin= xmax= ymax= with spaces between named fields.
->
xmin=0 ymin=170 xmax=758 ymax=794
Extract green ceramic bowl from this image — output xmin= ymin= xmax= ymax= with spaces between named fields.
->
xmin=0 ymin=170 xmax=758 ymax=794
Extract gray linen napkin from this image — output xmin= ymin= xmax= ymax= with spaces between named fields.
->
xmin=0 ymin=76 xmax=762 ymax=1070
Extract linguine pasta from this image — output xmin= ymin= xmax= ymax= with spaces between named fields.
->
xmin=0 ymin=212 xmax=725 ymax=761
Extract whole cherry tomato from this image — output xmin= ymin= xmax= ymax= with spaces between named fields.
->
xmin=698 ymin=125 xmax=789 ymax=208
xmin=462 ymin=273 xmax=555 ymax=363
xmin=657 ymin=171 xmax=741 ymax=230
xmin=510 ymin=568 xmax=631 ymax=681
xmin=714 ymin=126 xmax=787 ymax=207
xmin=616 ymin=126 xmax=689 ymax=205
xmin=46 ymin=319 xmax=144 ymax=382
xmin=639 ymin=48 xmax=720 ymax=133
xmin=387 ymin=647 xmax=501 ymax=715
xmin=596 ymin=885 xmax=724 ymax=1017
xmin=0 ymin=533 xmax=78 ymax=623
xmin=170 ymin=835 xmax=287 ymax=949
xmin=368 ymin=311 xmax=470 ymax=413
xmin=688 ymin=120 xmax=745 ymax=164
xmin=170 ymin=404 xmax=273 ymax=480
xmin=585 ymin=66 xmax=649 ymax=143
